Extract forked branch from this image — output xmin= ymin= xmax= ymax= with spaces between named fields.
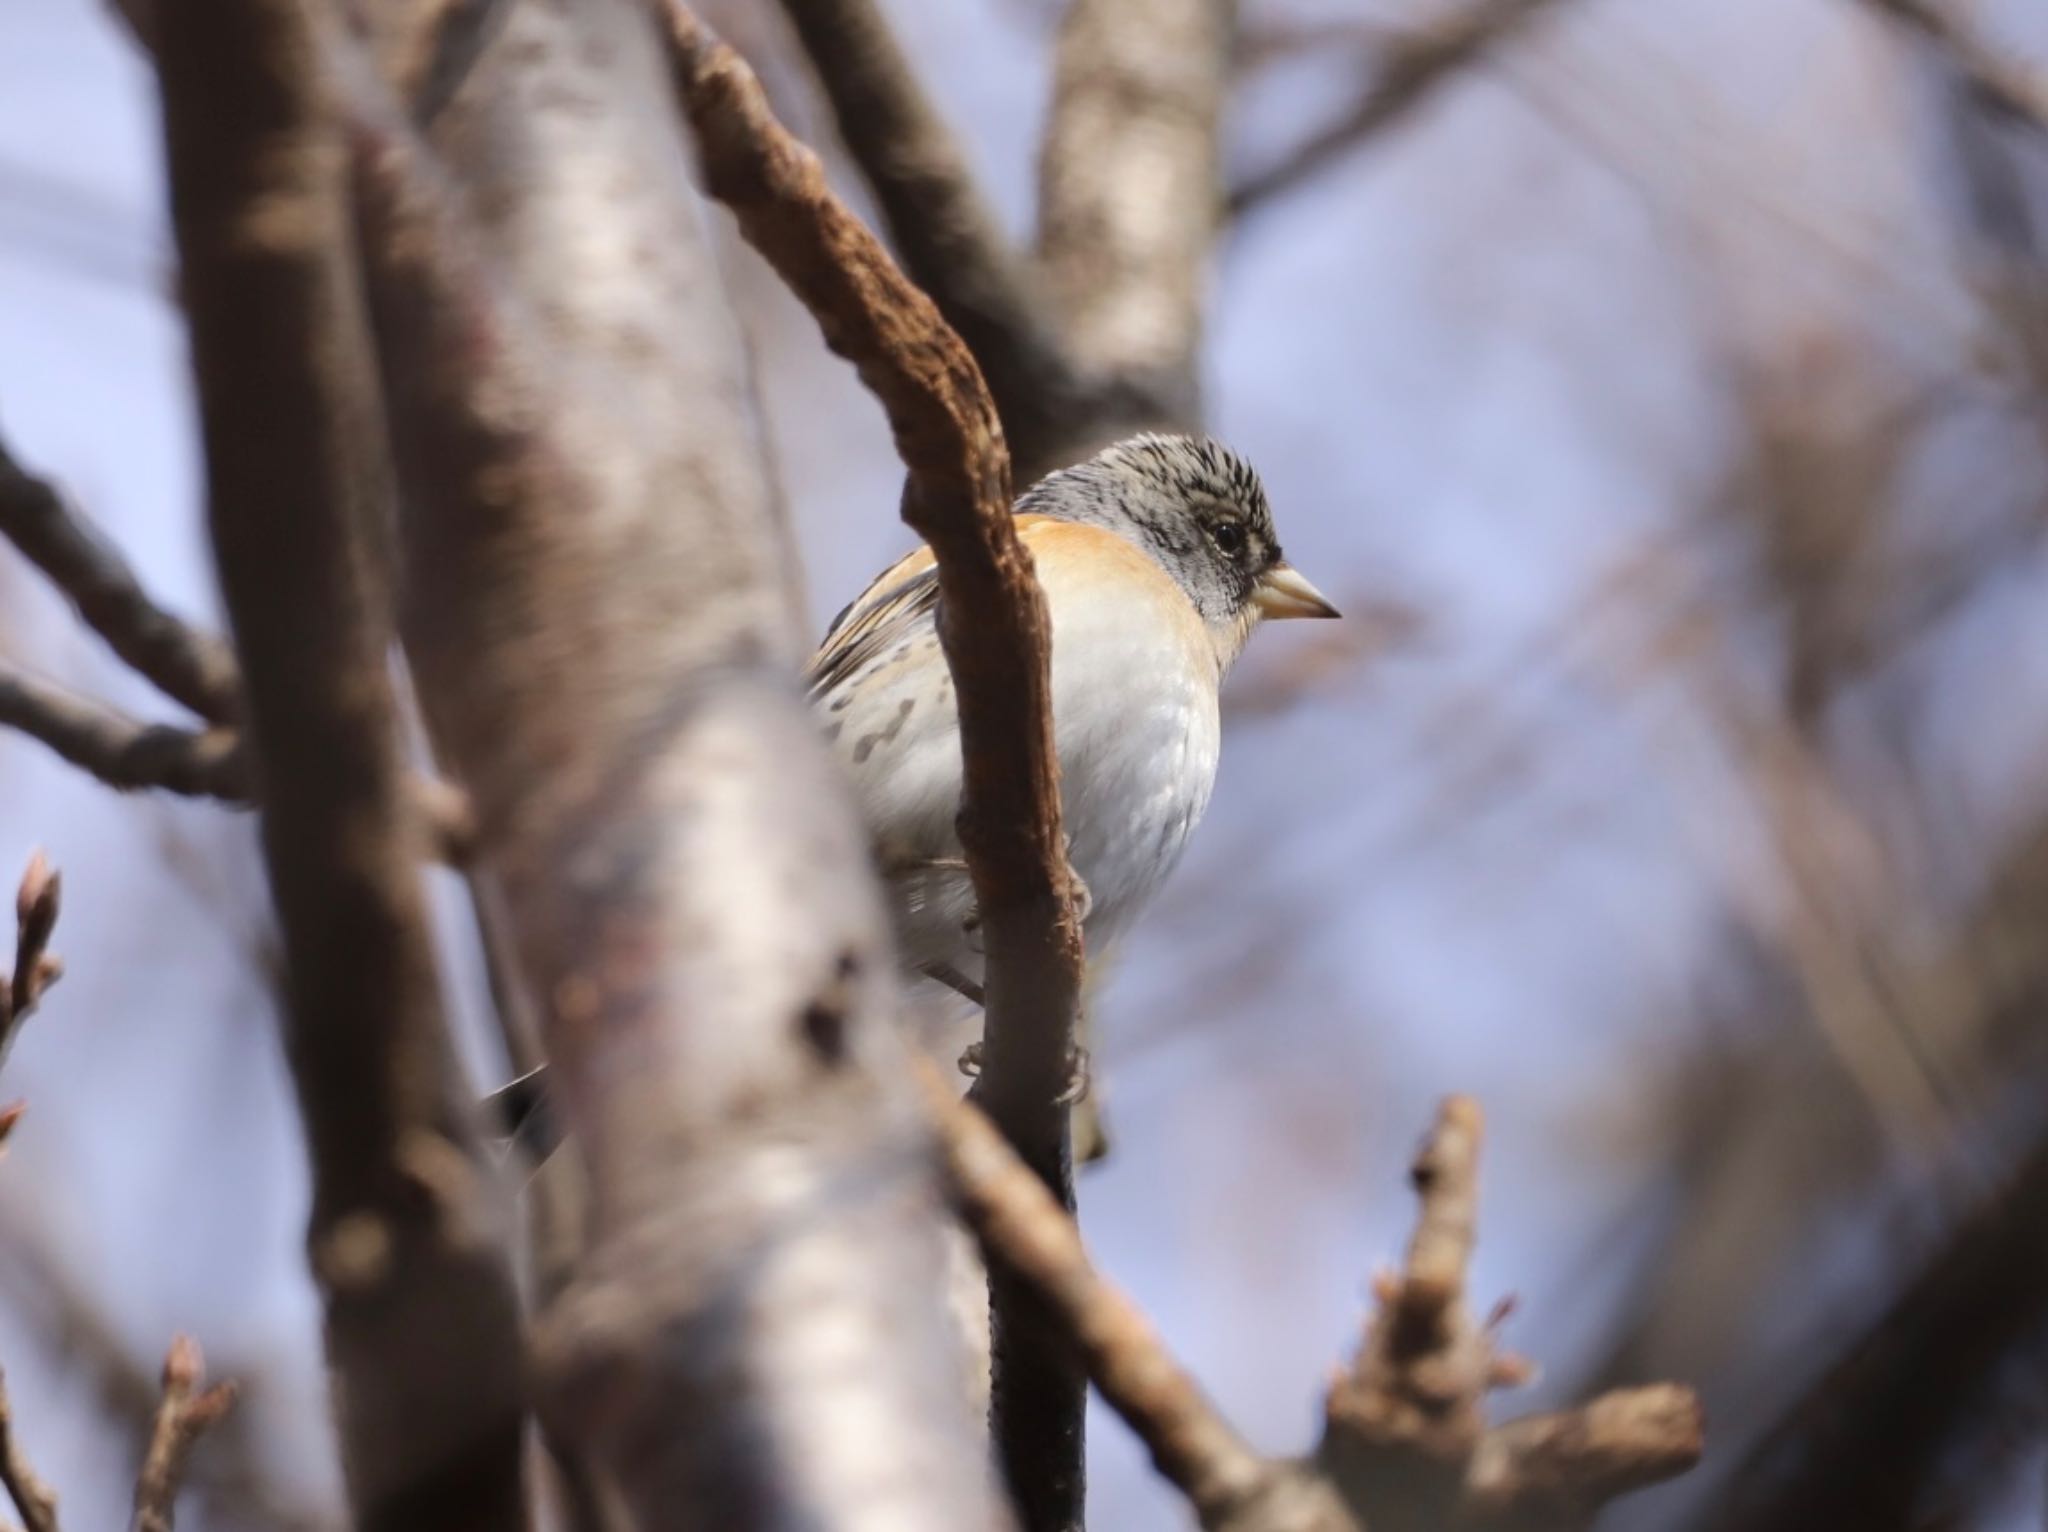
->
xmin=129 ymin=1336 xmax=237 ymax=1532
xmin=926 ymin=1079 xmax=1702 ymax=1531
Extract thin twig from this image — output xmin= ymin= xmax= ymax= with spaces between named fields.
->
xmin=0 ymin=854 xmax=63 ymax=1070
xmin=1229 ymin=0 xmax=1571 ymax=214
xmin=0 ymin=665 xmax=250 ymax=801
xmin=129 ymin=1336 xmax=237 ymax=1532
xmin=656 ymin=9 xmax=1090 ymax=1522
xmin=0 ymin=1366 xmax=57 ymax=1532
xmin=0 ymin=433 xmax=239 ymax=723
xmin=0 ymin=662 xmax=472 ymax=860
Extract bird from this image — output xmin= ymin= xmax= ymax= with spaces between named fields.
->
xmin=487 ymin=432 xmax=1335 ymax=1153
xmin=809 ymin=432 xmax=1336 ymax=1072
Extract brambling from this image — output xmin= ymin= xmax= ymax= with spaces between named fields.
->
xmin=487 ymin=433 xmax=1333 ymax=1155
xmin=812 ymin=432 xmax=1337 ymax=1037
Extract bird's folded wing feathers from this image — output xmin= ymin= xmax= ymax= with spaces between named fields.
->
xmin=806 ymin=515 xmax=1072 ymax=702
xmin=807 ymin=544 xmax=942 ymax=701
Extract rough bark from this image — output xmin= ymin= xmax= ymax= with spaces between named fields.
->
xmin=154 ymin=2 xmax=529 ymax=1526
xmin=343 ymin=2 xmax=1011 ymax=1524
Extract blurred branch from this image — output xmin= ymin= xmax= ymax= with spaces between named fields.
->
xmin=916 ymin=1059 xmax=1357 ymax=1532
xmin=130 ymin=1337 xmax=236 ymax=1532
xmin=1316 ymin=1099 xmax=1702 ymax=1531
xmin=1691 ymin=1120 xmax=2048 ymax=1532
xmin=0 ymin=1366 xmax=56 ymax=1532
xmin=155 ymin=0 xmax=529 ymax=1526
xmin=0 ymin=665 xmax=471 ymax=861
xmin=0 ymin=853 xmax=62 ymax=1079
xmin=772 ymin=0 xmax=1090 ymax=477
xmin=1036 ymin=0 xmax=1236 ymax=439
xmin=0 ymin=667 xmax=249 ymax=800
xmin=0 ymin=435 xmax=239 ymax=723
xmin=1228 ymin=0 xmax=1571 ymax=215
xmin=659 ymin=10 xmax=1090 ymax=1523
xmin=348 ymin=0 xmax=1006 ymax=1521
xmin=1861 ymin=0 xmax=2048 ymax=135
xmin=930 ymin=1075 xmax=1701 ymax=1532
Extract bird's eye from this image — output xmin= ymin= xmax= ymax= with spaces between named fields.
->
xmin=1212 ymin=521 xmax=1246 ymax=556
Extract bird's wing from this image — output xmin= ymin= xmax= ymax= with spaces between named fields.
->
xmin=805 ymin=514 xmax=1071 ymax=702
xmin=806 ymin=543 xmax=941 ymax=702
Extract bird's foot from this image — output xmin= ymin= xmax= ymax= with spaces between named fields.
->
xmin=955 ymin=1040 xmax=1091 ymax=1106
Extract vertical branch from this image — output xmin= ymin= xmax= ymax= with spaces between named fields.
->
xmin=344 ymin=1 xmax=1011 ymax=1523
xmin=153 ymin=2 xmax=529 ymax=1528
xmin=1036 ymin=0 xmax=1237 ymax=438
xmin=658 ymin=11 xmax=1090 ymax=1525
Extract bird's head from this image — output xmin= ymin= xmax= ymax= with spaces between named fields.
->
xmin=1019 ymin=433 xmax=1338 ymax=660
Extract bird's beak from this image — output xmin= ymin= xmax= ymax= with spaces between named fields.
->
xmin=1252 ymin=562 xmax=1340 ymax=621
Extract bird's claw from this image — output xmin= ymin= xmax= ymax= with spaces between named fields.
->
xmin=955 ymin=1041 xmax=1091 ymax=1106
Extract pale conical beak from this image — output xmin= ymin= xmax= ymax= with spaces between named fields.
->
xmin=1252 ymin=562 xmax=1340 ymax=621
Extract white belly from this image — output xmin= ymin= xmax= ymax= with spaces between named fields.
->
xmin=823 ymin=555 xmax=1221 ymax=987
xmin=1045 ymin=586 xmax=1220 ymax=957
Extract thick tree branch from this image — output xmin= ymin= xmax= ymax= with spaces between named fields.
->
xmin=154 ymin=1 xmax=529 ymax=1527
xmin=772 ymin=0 xmax=1091 ymax=478
xmin=0 ymin=435 xmax=240 ymax=724
xmin=660 ymin=11 xmax=1091 ymax=1522
xmin=1036 ymin=0 xmax=1237 ymax=438
xmin=1228 ymin=0 xmax=1570 ymax=215
xmin=0 ymin=666 xmax=249 ymax=801
xmin=129 ymin=1336 xmax=237 ymax=1532
xmin=345 ymin=1 xmax=1008 ymax=1523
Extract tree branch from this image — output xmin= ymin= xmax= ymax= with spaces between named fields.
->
xmin=1035 ymin=0 xmax=1237 ymax=440
xmin=658 ymin=10 xmax=1091 ymax=1522
xmin=1317 ymin=1099 xmax=1703 ymax=1531
xmin=0 ymin=434 xmax=239 ymax=724
xmin=0 ymin=666 xmax=249 ymax=801
xmin=129 ymin=1336 xmax=237 ymax=1532
xmin=1860 ymin=0 xmax=2048 ymax=134
xmin=772 ymin=0 xmax=1091 ymax=478
xmin=345 ymin=1 xmax=1009 ymax=1522
xmin=154 ymin=0 xmax=529 ymax=1526
xmin=927 ymin=1076 xmax=1701 ymax=1532
xmin=1228 ymin=0 xmax=1571 ymax=215
xmin=0 ymin=853 xmax=63 ymax=1078
xmin=0 ymin=1367 xmax=56 ymax=1532
xmin=916 ymin=1060 xmax=1359 ymax=1532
